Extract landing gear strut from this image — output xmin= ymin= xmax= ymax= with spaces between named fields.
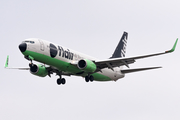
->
xmin=85 ymin=75 xmax=94 ymax=82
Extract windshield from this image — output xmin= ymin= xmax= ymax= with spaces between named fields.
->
xmin=23 ymin=41 xmax=35 ymax=44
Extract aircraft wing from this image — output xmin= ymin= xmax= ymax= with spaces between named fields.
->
xmin=4 ymin=56 xmax=29 ymax=70
xmin=5 ymin=56 xmax=73 ymax=77
xmin=5 ymin=67 xmax=30 ymax=70
xmin=94 ymin=39 xmax=178 ymax=70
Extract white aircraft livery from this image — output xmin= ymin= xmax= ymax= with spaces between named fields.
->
xmin=5 ymin=32 xmax=178 ymax=85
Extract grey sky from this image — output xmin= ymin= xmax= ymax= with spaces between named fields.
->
xmin=1 ymin=0 xmax=180 ymax=120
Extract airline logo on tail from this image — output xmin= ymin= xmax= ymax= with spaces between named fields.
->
xmin=121 ymin=35 xmax=127 ymax=57
xmin=111 ymin=32 xmax=128 ymax=58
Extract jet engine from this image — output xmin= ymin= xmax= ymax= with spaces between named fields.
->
xmin=29 ymin=64 xmax=48 ymax=77
xmin=77 ymin=59 xmax=97 ymax=73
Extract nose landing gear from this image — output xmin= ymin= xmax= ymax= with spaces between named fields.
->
xmin=56 ymin=71 xmax=66 ymax=85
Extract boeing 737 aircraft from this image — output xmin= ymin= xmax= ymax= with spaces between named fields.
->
xmin=5 ymin=32 xmax=178 ymax=85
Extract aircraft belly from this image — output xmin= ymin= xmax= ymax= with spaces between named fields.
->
xmin=93 ymin=68 xmax=125 ymax=81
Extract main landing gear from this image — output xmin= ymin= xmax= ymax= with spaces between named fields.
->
xmin=57 ymin=78 xmax=66 ymax=85
xmin=85 ymin=75 xmax=94 ymax=82
xmin=56 ymin=71 xmax=66 ymax=85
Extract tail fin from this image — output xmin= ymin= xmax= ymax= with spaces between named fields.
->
xmin=111 ymin=31 xmax=128 ymax=58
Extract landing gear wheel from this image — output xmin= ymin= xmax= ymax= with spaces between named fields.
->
xmin=89 ymin=75 xmax=94 ymax=82
xmin=29 ymin=63 xmax=34 ymax=67
xmin=61 ymin=78 xmax=66 ymax=85
xmin=85 ymin=76 xmax=89 ymax=82
xmin=57 ymin=78 xmax=66 ymax=85
xmin=57 ymin=78 xmax=61 ymax=85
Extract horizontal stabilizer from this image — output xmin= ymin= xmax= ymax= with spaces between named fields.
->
xmin=121 ymin=67 xmax=162 ymax=74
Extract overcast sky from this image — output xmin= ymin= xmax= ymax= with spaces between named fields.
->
xmin=1 ymin=0 xmax=180 ymax=120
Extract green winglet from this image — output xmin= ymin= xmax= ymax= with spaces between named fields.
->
xmin=166 ymin=38 xmax=178 ymax=53
xmin=5 ymin=55 xmax=9 ymax=68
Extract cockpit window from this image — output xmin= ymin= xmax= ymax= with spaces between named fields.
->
xmin=29 ymin=41 xmax=35 ymax=43
xmin=23 ymin=41 xmax=35 ymax=44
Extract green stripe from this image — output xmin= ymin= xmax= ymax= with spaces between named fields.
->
xmin=22 ymin=50 xmax=111 ymax=81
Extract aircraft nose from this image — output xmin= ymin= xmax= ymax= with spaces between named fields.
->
xmin=19 ymin=43 xmax=27 ymax=52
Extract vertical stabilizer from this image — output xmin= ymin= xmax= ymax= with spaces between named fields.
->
xmin=111 ymin=32 xmax=128 ymax=58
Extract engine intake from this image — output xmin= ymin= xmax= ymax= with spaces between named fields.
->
xmin=30 ymin=64 xmax=48 ymax=77
xmin=77 ymin=59 xmax=97 ymax=73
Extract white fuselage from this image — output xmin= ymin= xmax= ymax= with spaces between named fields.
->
xmin=23 ymin=38 xmax=125 ymax=81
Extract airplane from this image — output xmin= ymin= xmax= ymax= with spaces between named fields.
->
xmin=5 ymin=32 xmax=178 ymax=85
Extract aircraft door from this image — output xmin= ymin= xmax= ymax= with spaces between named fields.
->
xmin=38 ymin=39 xmax=44 ymax=51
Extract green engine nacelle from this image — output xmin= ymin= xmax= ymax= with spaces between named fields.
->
xmin=30 ymin=64 xmax=48 ymax=77
xmin=77 ymin=59 xmax=97 ymax=73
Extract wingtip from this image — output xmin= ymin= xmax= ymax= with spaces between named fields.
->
xmin=5 ymin=55 xmax=9 ymax=68
xmin=165 ymin=38 xmax=178 ymax=53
